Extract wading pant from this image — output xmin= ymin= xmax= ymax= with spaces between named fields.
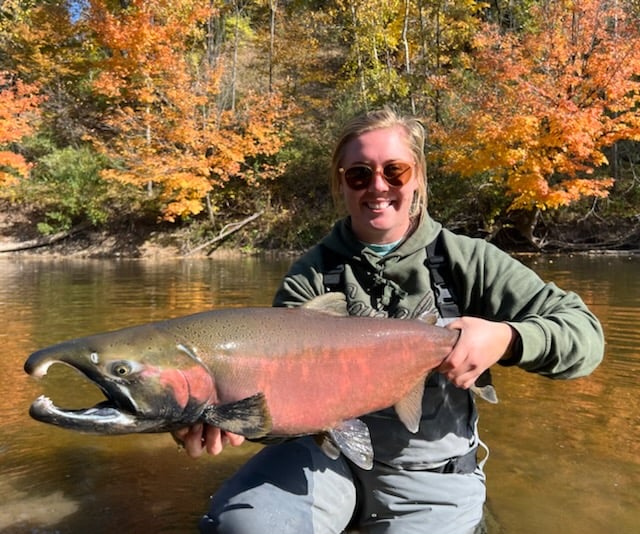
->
xmin=198 ymin=437 xmax=486 ymax=534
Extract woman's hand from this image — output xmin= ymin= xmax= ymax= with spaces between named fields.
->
xmin=438 ymin=317 xmax=518 ymax=389
xmin=172 ymin=424 xmax=245 ymax=458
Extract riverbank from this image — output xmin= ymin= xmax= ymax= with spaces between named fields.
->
xmin=0 ymin=208 xmax=245 ymax=259
xmin=1 ymin=205 xmax=639 ymax=259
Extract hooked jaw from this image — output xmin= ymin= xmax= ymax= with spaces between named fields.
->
xmin=29 ymin=396 xmax=141 ymax=432
xmin=24 ymin=351 xmax=157 ymax=433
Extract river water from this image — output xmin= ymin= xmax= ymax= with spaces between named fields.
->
xmin=0 ymin=253 xmax=637 ymax=533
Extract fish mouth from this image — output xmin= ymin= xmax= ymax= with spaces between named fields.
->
xmin=26 ymin=359 xmax=147 ymax=434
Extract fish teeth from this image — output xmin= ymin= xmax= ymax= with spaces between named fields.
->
xmin=30 ymin=360 xmax=57 ymax=378
xmin=35 ymin=395 xmax=53 ymax=406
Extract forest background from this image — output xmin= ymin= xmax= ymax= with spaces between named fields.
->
xmin=1 ymin=0 xmax=640 ymax=256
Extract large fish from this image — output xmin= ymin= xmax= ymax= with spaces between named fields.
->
xmin=24 ymin=293 xmax=496 ymax=469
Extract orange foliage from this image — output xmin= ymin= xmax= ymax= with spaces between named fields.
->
xmin=1 ymin=1 xmax=86 ymax=85
xmin=430 ymin=0 xmax=640 ymax=211
xmin=0 ymin=72 xmax=42 ymax=186
xmin=87 ymin=0 xmax=292 ymax=221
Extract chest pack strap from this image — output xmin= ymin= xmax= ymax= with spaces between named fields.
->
xmin=322 ymin=262 xmax=345 ymax=292
xmin=321 ymin=233 xmax=459 ymax=320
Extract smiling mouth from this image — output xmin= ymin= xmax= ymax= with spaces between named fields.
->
xmin=366 ymin=200 xmax=393 ymax=210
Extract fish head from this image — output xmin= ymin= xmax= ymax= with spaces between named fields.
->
xmin=24 ymin=325 xmax=215 ymax=434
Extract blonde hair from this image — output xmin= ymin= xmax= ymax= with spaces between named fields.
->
xmin=330 ymin=107 xmax=427 ymax=217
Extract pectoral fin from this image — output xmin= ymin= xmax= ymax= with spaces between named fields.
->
xmin=317 ymin=418 xmax=373 ymax=470
xmin=394 ymin=379 xmax=425 ymax=433
xmin=201 ymin=392 xmax=273 ymax=439
xmin=470 ymin=384 xmax=499 ymax=404
xmin=471 ymin=369 xmax=499 ymax=404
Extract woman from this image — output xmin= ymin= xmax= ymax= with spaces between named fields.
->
xmin=176 ymin=107 xmax=604 ymax=533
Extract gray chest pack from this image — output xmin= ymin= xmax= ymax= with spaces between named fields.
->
xmin=321 ymin=232 xmax=497 ymax=403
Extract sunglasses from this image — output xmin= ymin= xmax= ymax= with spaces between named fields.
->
xmin=339 ymin=161 xmax=414 ymax=190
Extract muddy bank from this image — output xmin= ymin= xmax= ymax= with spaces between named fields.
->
xmin=1 ymin=206 xmax=639 ymax=259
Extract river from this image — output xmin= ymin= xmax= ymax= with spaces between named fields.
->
xmin=0 ymin=253 xmax=638 ymax=533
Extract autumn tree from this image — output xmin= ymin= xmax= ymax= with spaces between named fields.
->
xmin=3 ymin=0 xmax=640 ymax=248
xmin=0 ymin=0 xmax=99 ymax=145
xmin=0 ymin=2 xmax=124 ymax=233
xmin=324 ymin=0 xmax=485 ymax=116
xmin=87 ymin=0 xmax=292 ymax=222
xmin=428 ymin=0 xmax=640 ymax=243
xmin=0 ymin=72 xmax=41 ymax=187
xmin=332 ymin=0 xmax=412 ymax=108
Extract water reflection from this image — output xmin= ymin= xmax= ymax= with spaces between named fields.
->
xmin=482 ymin=253 xmax=640 ymax=533
xmin=0 ymin=253 xmax=638 ymax=533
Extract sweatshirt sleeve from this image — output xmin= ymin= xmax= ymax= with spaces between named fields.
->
xmin=442 ymin=230 xmax=604 ymax=379
xmin=272 ymin=247 xmax=326 ymax=308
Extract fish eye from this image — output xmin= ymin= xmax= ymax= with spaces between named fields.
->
xmin=109 ymin=361 xmax=133 ymax=377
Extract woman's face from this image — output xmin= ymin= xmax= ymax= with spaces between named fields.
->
xmin=340 ymin=126 xmax=418 ymax=244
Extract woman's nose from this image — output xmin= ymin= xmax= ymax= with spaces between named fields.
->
xmin=367 ymin=168 xmax=389 ymax=191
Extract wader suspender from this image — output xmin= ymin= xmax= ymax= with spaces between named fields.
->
xmin=425 ymin=233 xmax=460 ymax=324
xmin=426 ymin=233 xmax=494 ymax=391
xmin=426 ymin=232 xmax=493 ymax=470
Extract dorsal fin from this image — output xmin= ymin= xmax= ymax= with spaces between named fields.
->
xmin=302 ymin=293 xmax=349 ymax=317
xmin=416 ymin=311 xmax=438 ymax=325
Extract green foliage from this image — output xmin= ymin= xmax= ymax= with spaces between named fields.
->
xmin=14 ymin=142 xmax=137 ymax=234
xmin=260 ymin=130 xmax=337 ymax=249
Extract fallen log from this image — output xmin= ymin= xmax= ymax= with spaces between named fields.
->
xmin=0 ymin=222 xmax=91 ymax=253
xmin=184 ymin=211 xmax=263 ymax=256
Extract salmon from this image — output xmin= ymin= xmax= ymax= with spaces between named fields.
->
xmin=24 ymin=293 xmax=495 ymax=469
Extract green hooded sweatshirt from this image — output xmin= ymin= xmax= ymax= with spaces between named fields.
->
xmin=273 ymin=213 xmax=604 ymax=468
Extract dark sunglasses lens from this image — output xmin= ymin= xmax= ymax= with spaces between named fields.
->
xmin=344 ymin=166 xmax=372 ymax=190
xmin=383 ymin=162 xmax=412 ymax=186
xmin=343 ymin=162 xmax=412 ymax=189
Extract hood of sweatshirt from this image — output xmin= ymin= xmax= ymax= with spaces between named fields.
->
xmin=318 ymin=213 xmax=443 ymax=313
xmin=321 ymin=213 xmax=441 ymax=261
